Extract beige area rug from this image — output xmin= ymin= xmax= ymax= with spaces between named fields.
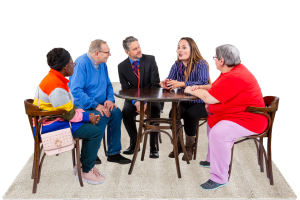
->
xmin=3 ymin=83 xmax=297 ymax=200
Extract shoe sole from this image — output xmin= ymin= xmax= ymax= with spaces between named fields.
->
xmin=149 ymin=156 xmax=159 ymax=159
xmin=199 ymin=164 xmax=210 ymax=168
xmin=76 ymin=175 xmax=105 ymax=185
xmin=123 ymin=152 xmax=134 ymax=155
xmin=200 ymin=182 xmax=227 ymax=191
xmin=199 ymin=162 xmax=210 ymax=168
xmin=73 ymin=168 xmax=103 ymax=175
xmin=107 ymin=159 xmax=131 ymax=164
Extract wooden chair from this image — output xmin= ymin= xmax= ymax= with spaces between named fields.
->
xmin=192 ymin=77 xmax=211 ymax=160
xmin=228 ymin=96 xmax=279 ymax=185
xmin=24 ymin=99 xmax=83 ymax=193
xmin=194 ymin=117 xmax=208 ymax=160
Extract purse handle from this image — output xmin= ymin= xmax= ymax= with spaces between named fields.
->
xmin=37 ymin=87 xmax=72 ymax=136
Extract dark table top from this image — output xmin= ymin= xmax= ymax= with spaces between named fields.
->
xmin=114 ymin=87 xmax=199 ymax=102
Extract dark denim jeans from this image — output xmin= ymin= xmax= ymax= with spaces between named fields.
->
xmin=72 ymin=123 xmax=103 ymax=173
xmin=83 ymin=107 xmax=122 ymax=156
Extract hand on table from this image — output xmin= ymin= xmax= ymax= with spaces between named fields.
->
xmin=184 ymin=86 xmax=193 ymax=94
xmin=166 ymin=79 xmax=185 ymax=90
xmin=159 ymin=79 xmax=171 ymax=89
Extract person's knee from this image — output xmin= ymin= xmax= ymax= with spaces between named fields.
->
xmin=122 ymin=106 xmax=136 ymax=119
xmin=112 ymin=107 xmax=122 ymax=118
xmin=93 ymin=127 xmax=104 ymax=140
xmin=209 ymin=121 xmax=229 ymax=141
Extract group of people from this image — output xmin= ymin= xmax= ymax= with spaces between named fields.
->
xmin=33 ymin=36 xmax=268 ymax=190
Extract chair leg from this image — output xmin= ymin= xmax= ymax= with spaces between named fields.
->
xmin=194 ymin=120 xmax=200 ymax=160
xmin=228 ymin=145 xmax=234 ymax=181
xmin=179 ymin=127 xmax=190 ymax=164
xmin=267 ymin=138 xmax=274 ymax=185
xmin=72 ymin=148 xmax=75 ymax=167
xmin=141 ymin=132 xmax=148 ymax=161
xmin=75 ymin=140 xmax=84 ymax=187
xmin=103 ymin=133 xmax=107 ymax=157
xmin=37 ymin=153 xmax=46 ymax=183
xmin=32 ymin=142 xmax=40 ymax=193
xmin=159 ymin=133 xmax=162 ymax=143
xmin=156 ymin=133 xmax=159 ymax=151
xmin=259 ymin=138 xmax=264 ymax=172
xmin=253 ymin=140 xmax=260 ymax=166
xmin=31 ymin=143 xmax=36 ymax=179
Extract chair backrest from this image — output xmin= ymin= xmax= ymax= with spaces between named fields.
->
xmin=264 ymin=96 xmax=279 ymax=138
xmin=24 ymin=99 xmax=67 ymax=140
xmin=247 ymin=96 xmax=279 ymax=137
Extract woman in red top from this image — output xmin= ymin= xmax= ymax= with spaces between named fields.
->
xmin=184 ymin=44 xmax=268 ymax=190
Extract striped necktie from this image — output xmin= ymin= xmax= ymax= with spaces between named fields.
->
xmin=133 ymin=61 xmax=138 ymax=76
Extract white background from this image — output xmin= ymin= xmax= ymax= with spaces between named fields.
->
xmin=1 ymin=0 xmax=299 ymax=198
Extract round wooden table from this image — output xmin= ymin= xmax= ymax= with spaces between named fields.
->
xmin=115 ymin=87 xmax=198 ymax=178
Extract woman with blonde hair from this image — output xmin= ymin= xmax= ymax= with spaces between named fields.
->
xmin=160 ymin=37 xmax=209 ymax=161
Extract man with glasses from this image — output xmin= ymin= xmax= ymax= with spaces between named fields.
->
xmin=69 ymin=39 xmax=131 ymax=165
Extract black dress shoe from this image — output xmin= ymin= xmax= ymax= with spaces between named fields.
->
xmin=123 ymin=146 xmax=140 ymax=155
xmin=107 ymin=153 xmax=131 ymax=164
xmin=95 ymin=156 xmax=101 ymax=165
xmin=150 ymin=147 xmax=159 ymax=159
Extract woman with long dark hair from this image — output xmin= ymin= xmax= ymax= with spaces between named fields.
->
xmin=160 ymin=37 xmax=210 ymax=161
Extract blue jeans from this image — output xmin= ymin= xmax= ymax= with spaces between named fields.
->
xmin=83 ymin=107 xmax=122 ymax=156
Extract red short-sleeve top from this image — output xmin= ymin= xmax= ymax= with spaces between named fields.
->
xmin=207 ymin=64 xmax=268 ymax=133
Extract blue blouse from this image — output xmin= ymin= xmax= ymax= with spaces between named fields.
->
xmin=167 ymin=60 xmax=209 ymax=104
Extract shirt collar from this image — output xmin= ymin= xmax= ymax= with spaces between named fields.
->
xmin=87 ymin=52 xmax=99 ymax=69
xmin=129 ymin=57 xmax=140 ymax=66
xmin=49 ymin=68 xmax=69 ymax=84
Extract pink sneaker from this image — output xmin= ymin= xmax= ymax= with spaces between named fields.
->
xmin=73 ymin=164 xmax=103 ymax=175
xmin=76 ymin=167 xmax=105 ymax=185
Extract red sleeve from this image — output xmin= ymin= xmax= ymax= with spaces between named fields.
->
xmin=208 ymin=76 xmax=239 ymax=104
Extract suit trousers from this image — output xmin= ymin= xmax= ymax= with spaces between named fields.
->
xmin=122 ymin=101 xmax=161 ymax=149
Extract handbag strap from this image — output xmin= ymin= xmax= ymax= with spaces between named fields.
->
xmin=37 ymin=87 xmax=72 ymax=136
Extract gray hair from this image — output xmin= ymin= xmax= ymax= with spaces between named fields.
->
xmin=123 ymin=36 xmax=138 ymax=51
xmin=216 ymin=44 xmax=241 ymax=67
xmin=89 ymin=39 xmax=107 ymax=53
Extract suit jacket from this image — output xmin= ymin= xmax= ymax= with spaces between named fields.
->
xmin=118 ymin=54 xmax=163 ymax=108
xmin=118 ymin=53 xmax=160 ymax=93
xmin=118 ymin=54 xmax=163 ymax=111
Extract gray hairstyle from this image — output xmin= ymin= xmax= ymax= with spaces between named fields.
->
xmin=216 ymin=44 xmax=241 ymax=67
xmin=89 ymin=39 xmax=107 ymax=53
xmin=123 ymin=36 xmax=138 ymax=51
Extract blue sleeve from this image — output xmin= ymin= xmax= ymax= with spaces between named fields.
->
xmin=82 ymin=112 xmax=90 ymax=122
xmin=184 ymin=61 xmax=209 ymax=87
xmin=69 ymin=62 xmax=99 ymax=109
xmin=105 ymin=64 xmax=115 ymax=103
xmin=167 ymin=62 xmax=177 ymax=80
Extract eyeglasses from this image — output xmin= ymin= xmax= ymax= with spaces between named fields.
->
xmin=69 ymin=62 xmax=76 ymax=67
xmin=213 ymin=56 xmax=218 ymax=60
xmin=100 ymin=51 xmax=110 ymax=55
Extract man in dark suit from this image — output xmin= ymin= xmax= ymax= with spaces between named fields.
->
xmin=118 ymin=36 xmax=162 ymax=158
